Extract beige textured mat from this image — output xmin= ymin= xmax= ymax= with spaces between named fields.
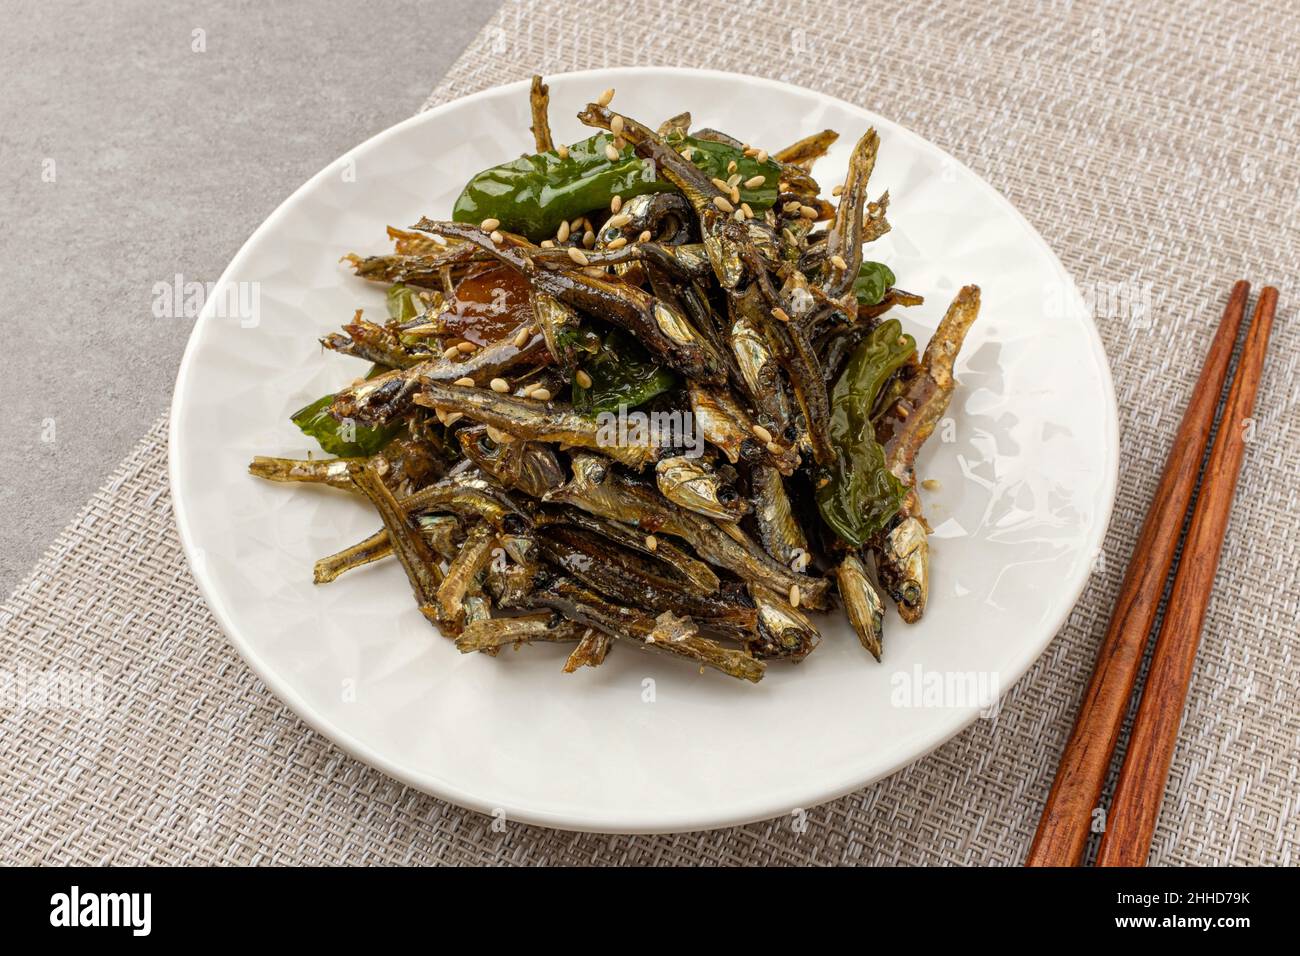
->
xmin=2 ymin=0 xmax=1297 ymax=864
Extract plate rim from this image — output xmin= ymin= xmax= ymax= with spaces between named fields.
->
xmin=168 ymin=65 xmax=1120 ymax=833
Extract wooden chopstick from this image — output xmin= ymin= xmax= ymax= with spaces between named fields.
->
xmin=1025 ymin=281 xmax=1252 ymax=867
xmin=1094 ymin=286 xmax=1277 ymax=866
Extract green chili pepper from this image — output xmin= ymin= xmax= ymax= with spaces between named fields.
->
xmin=852 ymin=261 xmax=896 ymax=306
xmin=815 ymin=319 xmax=915 ymax=545
xmin=291 ymin=392 xmax=402 ymax=457
xmin=452 ymin=133 xmax=782 ymax=240
xmin=386 ymin=283 xmax=422 ymax=322
xmin=571 ymin=327 xmax=677 ymax=416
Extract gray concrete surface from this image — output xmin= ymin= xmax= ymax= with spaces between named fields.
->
xmin=0 ymin=0 xmax=501 ymax=596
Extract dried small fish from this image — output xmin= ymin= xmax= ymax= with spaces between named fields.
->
xmin=835 ymin=554 xmax=886 ymax=659
xmin=655 ymin=455 xmax=748 ymax=521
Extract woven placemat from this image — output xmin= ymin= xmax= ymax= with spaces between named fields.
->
xmin=3 ymin=0 xmax=1297 ymax=865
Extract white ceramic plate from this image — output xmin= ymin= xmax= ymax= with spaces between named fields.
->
xmin=170 ymin=68 xmax=1117 ymax=833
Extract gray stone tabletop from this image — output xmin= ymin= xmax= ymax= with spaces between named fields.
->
xmin=0 ymin=0 xmax=502 ymax=595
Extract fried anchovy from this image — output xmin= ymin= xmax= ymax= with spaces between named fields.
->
xmin=322 ymin=310 xmax=430 ymax=369
xmin=578 ymin=103 xmax=745 ymax=289
xmin=546 ymin=455 xmax=829 ymax=608
xmin=835 ymin=554 xmax=885 ymax=660
xmin=528 ymin=576 xmax=765 ymax=683
xmin=435 ymin=521 xmax=498 ymax=634
xmin=821 ymin=128 xmax=880 ymax=298
xmin=751 ymin=464 xmax=809 ymax=570
xmin=249 ymin=456 xmax=354 ymax=490
xmin=562 ymin=628 xmax=612 ymax=672
xmin=535 ymin=525 xmax=757 ymax=629
xmin=655 ymin=455 xmax=749 ymax=521
xmin=534 ymin=506 xmax=720 ymax=595
xmin=773 ymin=129 xmax=839 ymax=169
xmin=688 ymin=382 xmax=799 ymax=474
xmin=528 ymin=75 xmax=553 ymax=152
xmin=749 ymin=586 xmax=821 ymax=660
xmin=458 ymin=425 xmax=566 ymax=498
xmin=414 ymin=380 xmax=660 ymax=469
xmin=455 ymin=617 xmax=589 ymax=653
xmin=414 ymin=219 xmax=727 ymax=382
xmin=346 ymin=459 xmax=442 ymax=618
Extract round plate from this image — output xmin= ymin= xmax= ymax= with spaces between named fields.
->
xmin=170 ymin=67 xmax=1118 ymax=833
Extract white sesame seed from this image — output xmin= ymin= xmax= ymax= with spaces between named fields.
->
xmin=607 ymin=213 xmax=632 ymax=228
xmin=830 ymin=254 xmax=848 ymax=270
xmin=727 ymin=160 xmax=737 ymax=174
xmin=772 ymin=307 xmax=791 ymax=323
xmin=610 ymin=115 xmax=624 ymax=136
xmin=443 ymin=345 xmax=459 ymax=360
xmin=733 ymin=209 xmax=745 ymax=221
xmin=783 ymin=201 xmax=802 ymax=214
xmin=597 ymin=88 xmax=614 ymax=107
xmin=556 ymin=144 xmax=569 ymax=160
xmin=637 ymin=230 xmax=651 ymax=243
xmin=567 ymin=247 xmax=590 ymax=266
xmin=831 ymin=184 xmax=844 ymax=196
xmin=610 ymin=194 xmax=622 ymax=212
xmin=604 ymin=142 xmax=620 ymax=162
xmin=789 ymin=584 xmax=801 ymax=608
xmin=490 ymin=230 xmax=504 ymax=244
xmin=755 ymin=149 xmax=768 ymax=163
xmin=713 ymin=195 xmax=734 ymax=213
xmin=607 ymin=236 xmax=628 ymax=250
xmin=751 ymin=424 xmax=773 ymax=443
xmin=575 ymin=369 xmax=593 ymax=388
xmin=740 ymin=202 xmax=754 ymax=219
xmin=489 ymin=377 xmax=509 ymax=393
xmin=766 ymin=441 xmax=782 ymax=455
xmin=557 ymin=220 xmax=570 ymax=242
xmin=744 ymin=174 xmax=766 ymax=189
xmin=644 ymin=534 xmax=658 ymax=552
xmin=539 ymin=239 xmax=554 ymax=248
xmin=800 ymin=204 xmax=819 ymax=219
xmin=453 ymin=376 xmax=475 ymax=387
xmin=711 ymin=177 xmax=730 ymax=191
xmin=530 ymin=388 xmax=552 ymax=402
xmin=458 ymin=341 xmax=477 ymax=354
xmin=680 ymin=146 xmax=695 ymax=160
xmin=727 ymin=173 xmax=742 ymax=188
xmin=582 ymin=230 xmax=596 ymax=248
xmin=513 ymin=327 xmax=530 ymax=348
xmin=480 ymin=217 xmax=500 ymax=231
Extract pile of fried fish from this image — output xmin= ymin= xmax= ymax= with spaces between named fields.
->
xmin=250 ymin=77 xmax=980 ymax=683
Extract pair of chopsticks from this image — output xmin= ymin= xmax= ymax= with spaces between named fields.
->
xmin=1025 ymin=280 xmax=1278 ymax=867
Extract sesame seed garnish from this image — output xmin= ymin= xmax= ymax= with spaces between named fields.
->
xmin=489 ymin=377 xmax=509 ymax=393
xmin=480 ymin=217 xmax=500 ymax=231
xmin=610 ymin=194 xmax=622 ymax=212
xmin=740 ymin=202 xmax=754 ymax=219
xmin=782 ymin=227 xmax=797 ymax=244
xmin=489 ymin=230 xmax=504 ymax=244
xmin=772 ymin=306 xmax=791 ymax=323
xmin=556 ymin=144 xmax=569 ymax=160
xmin=711 ymin=177 xmax=730 ymax=191
xmin=645 ymin=534 xmax=658 ymax=552
xmin=741 ymin=143 xmax=753 ymax=155
xmin=713 ymin=196 xmax=734 ymax=213
xmin=755 ymin=149 xmax=768 ymax=163
xmin=751 ymin=424 xmax=773 ymax=443
xmin=607 ymin=213 xmax=632 ymax=228
xmin=744 ymin=175 xmax=766 ymax=189
xmin=637 ymin=230 xmax=651 ymax=243
xmin=582 ymin=230 xmax=596 ymax=248
xmin=766 ymin=441 xmax=782 ymax=455
xmin=583 ymin=266 xmax=606 ymax=278
xmin=800 ymin=205 xmax=819 ymax=219
xmin=610 ymin=115 xmax=625 ymax=136
xmin=832 ymin=184 xmax=844 ymax=196
xmin=444 ymin=411 xmax=464 ymax=427
xmin=783 ymin=201 xmax=802 ymax=214
xmin=730 ymin=185 xmax=740 ymax=203
xmin=604 ymin=142 xmax=620 ymax=162
xmin=557 ymin=220 xmax=570 ymax=242
xmin=789 ymin=584 xmax=801 ymax=608
xmin=453 ymin=376 xmax=475 ymax=387
xmin=567 ymin=247 xmax=590 ymax=266
xmin=530 ymin=387 xmax=552 ymax=402
xmin=830 ymin=254 xmax=848 ymax=270
xmin=443 ymin=345 xmax=460 ymax=360
xmin=733 ymin=209 xmax=746 ymax=222
xmin=727 ymin=160 xmax=737 ymax=174
xmin=726 ymin=172 xmax=742 ymax=188
xmin=539 ymin=239 xmax=554 ymax=248
xmin=597 ymin=88 xmax=614 ymax=107
xmin=680 ymin=146 xmax=695 ymax=160
xmin=607 ymin=236 xmax=628 ymax=250
xmin=513 ymin=327 xmax=530 ymax=348
xmin=571 ymin=217 xmax=584 ymax=232
xmin=486 ymin=425 xmax=513 ymax=443
xmin=575 ymin=369 xmax=593 ymax=388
